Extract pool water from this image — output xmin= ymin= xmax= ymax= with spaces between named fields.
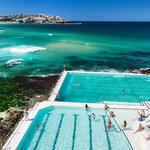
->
xmin=56 ymin=72 xmax=150 ymax=103
xmin=17 ymin=106 xmax=131 ymax=150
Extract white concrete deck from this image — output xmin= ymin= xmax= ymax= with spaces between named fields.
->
xmin=2 ymin=71 xmax=150 ymax=150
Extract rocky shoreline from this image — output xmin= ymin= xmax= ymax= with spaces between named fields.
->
xmin=139 ymin=68 xmax=150 ymax=75
xmin=0 ymin=75 xmax=59 ymax=148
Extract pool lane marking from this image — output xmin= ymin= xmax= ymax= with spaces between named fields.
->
xmin=71 ymin=114 xmax=78 ymax=150
xmin=33 ymin=113 xmax=51 ymax=150
xmin=52 ymin=114 xmax=65 ymax=150
xmin=88 ymin=115 xmax=93 ymax=150
xmin=102 ymin=115 xmax=112 ymax=150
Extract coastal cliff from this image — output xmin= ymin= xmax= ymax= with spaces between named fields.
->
xmin=0 ymin=14 xmax=70 ymax=24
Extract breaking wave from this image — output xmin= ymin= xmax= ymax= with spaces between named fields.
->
xmin=48 ymin=33 xmax=54 ymax=36
xmin=1 ymin=45 xmax=46 ymax=54
xmin=6 ymin=58 xmax=24 ymax=67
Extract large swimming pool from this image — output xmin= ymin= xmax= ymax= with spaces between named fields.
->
xmin=56 ymin=72 xmax=150 ymax=103
xmin=17 ymin=106 xmax=131 ymax=150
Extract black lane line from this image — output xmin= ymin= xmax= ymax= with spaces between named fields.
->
xmin=52 ymin=114 xmax=65 ymax=150
xmin=88 ymin=115 xmax=92 ymax=150
xmin=33 ymin=113 xmax=51 ymax=150
xmin=71 ymin=114 xmax=78 ymax=150
xmin=102 ymin=115 xmax=111 ymax=150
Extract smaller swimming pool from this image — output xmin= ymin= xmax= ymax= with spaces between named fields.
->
xmin=17 ymin=106 xmax=131 ymax=150
xmin=56 ymin=72 xmax=150 ymax=103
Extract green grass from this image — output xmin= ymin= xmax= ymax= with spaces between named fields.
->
xmin=0 ymin=78 xmax=26 ymax=112
xmin=0 ymin=75 xmax=59 ymax=112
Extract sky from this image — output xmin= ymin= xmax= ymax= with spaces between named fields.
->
xmin=0 ymin=0 xmax=150 ymax=21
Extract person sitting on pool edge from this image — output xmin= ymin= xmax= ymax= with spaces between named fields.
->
xmin=104 ymin=103 xmax=109 ymax=110
xmin=121 ymin=120 xmax=127 ymax=129
xmin=107 ymin=118 xmax=112 ymax=129
xmin=85 ymin=104 xmax=89 ymax=111
xmin=141 ymin=109 xmax=146 ymax=118
xmin=133 ymin=123 xmax=144 ymax=134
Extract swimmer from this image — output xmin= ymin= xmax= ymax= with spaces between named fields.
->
xmin=107 ymin=119 xmax=111 ymax=129
xmin=122 ymin=89 xmax=128 ymax=92
xmin=36 ymin=124 xmax=40 ymax=130
xmin=92 ymin=113 xmax=95 ymax=120
xmin=74 ymin=83 xmax=80 ymax=87
xmin=57 ymin=93 xmax=61 ymax=99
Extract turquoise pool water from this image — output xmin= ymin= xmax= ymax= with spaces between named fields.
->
xmin=56 ymin=72 xmax=150 ymax=103
xmin=17 ymin=106 xmax=131 ymax=150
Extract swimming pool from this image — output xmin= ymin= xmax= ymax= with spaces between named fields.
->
xmin=56 ymin=72 xmax=150 ymax=103
xmin=17 ymin=106 xmax=131 ymax=150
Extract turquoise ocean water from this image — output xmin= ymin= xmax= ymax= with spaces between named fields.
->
xmin=0 ymin=22 xmax=150 ymax=77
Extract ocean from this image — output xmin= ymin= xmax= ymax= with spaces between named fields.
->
xmin=0 ymin=22 xmax=150 ymax=77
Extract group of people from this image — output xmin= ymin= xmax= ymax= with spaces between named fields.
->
xmin=85 ymin=103 xmax=127 ymax=130
xmin=133 ymin=109 xmax=150 ymax=141
xmin=105 ymin=103 xmax=127 ymax=130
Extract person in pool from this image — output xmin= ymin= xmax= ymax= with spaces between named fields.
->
xmin=36 ymin=124 xmax=40 ymax=130
xmin=107 ymin=119 xmax=112 ymax=129
xmin=92 ymin=113 xmax=95 ymax=120
xmin=74 ymin=82 xmax=80 ymax=87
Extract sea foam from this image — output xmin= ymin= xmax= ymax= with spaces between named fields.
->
xmin=2 ymin=45 xmax=46 ymax=54
xmin=48 ymin=33 xmax=53 ymax=36
xmin=6 ymin=58 xmax=24 ymax=66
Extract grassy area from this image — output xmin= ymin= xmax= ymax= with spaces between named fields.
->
xmin=0 ymin=75 xmax=59 ymax=112
xmin=0 ymin=78 xmax=26 ymax=112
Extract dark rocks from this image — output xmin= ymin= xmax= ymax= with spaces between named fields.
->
xmin=139 ymin=68 xmax=150 ymax=75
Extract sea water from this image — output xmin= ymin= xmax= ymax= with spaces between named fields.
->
xmin=0 ymin=22 xmax=150 ymax=77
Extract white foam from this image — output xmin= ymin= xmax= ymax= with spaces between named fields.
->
xmin=2 ymin=45 xmax=46 ymax=54
xmin=48 ymin=33 xmax=53 ymax=36
xmin=6 ymin=58 xmax=24 ymax=66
